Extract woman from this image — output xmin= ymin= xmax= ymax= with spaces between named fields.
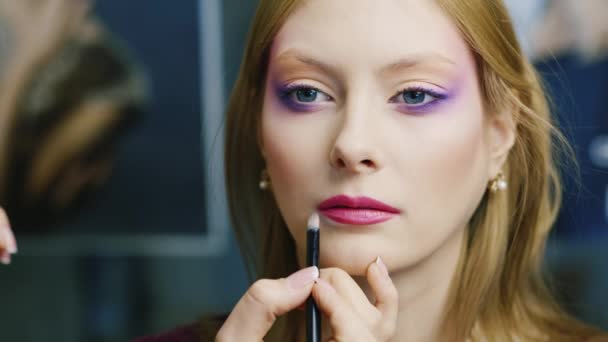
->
xmin=133 ymin=0 xmax=608 ymax=341
xmin=131 ymin=0 xmax=608 ymax=341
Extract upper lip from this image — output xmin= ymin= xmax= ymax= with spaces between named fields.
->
xmin=317 ymin=195 xmax=401 ymax=213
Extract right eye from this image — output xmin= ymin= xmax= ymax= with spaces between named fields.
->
xmin=282 ymin=85 xmax=332 ymax=104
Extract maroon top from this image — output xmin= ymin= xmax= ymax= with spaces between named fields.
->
xmin=132 ymin=323 xmax=200 ymax=342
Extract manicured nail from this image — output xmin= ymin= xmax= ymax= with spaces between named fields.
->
xmin=1 ymin=228 xmax=9 ymax=250
xmin=6 ymin=228 xmax=16 ymax=254
xmin=287 ymin=266 xmax=319 ymax=289
xmin=376 ymin=256 xmax=389 ymax=277
xmin=1 ymin=228 xmax=16 ymax=254
xmin=9 ymin=238 xmax=17 ymax=254
xmin=1 ymin=253 xmax=10 ymax=265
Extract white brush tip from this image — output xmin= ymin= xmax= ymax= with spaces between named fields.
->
xmin=307 ymin=212 xmax=320 ymax=230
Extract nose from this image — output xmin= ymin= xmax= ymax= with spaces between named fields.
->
xmin=329 ymin=110 xmax=382 ymax=174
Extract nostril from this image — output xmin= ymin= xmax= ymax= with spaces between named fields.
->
xmin=362 ymin=159 xmax=374 ymax=167
xmin=336 ymin=158 xmax=346 ymax=168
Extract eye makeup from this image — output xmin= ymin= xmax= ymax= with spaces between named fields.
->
xmin=389 ymin=85 xmax=451 ymax=115
xmin=274 ymin=81 xmax=333 ymax=113
xmin=272 ymin=78 xmax=457 ymax=115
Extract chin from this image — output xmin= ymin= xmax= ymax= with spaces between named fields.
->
xmin=317 ymin=233 xmax=434 ymax=277
xmin=318 ymin=242 xmax=391 ymax=276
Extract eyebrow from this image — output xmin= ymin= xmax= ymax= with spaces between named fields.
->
xmin=273 ymin=49 xmax=457 ymax=77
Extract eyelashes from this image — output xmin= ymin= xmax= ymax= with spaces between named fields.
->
xmin=278 ymin=84 xmax=331 ymax=104
xmin=276 ymin=82 xmax=450 ymax=114
xmin=275 ymin=83 xmax=332 ymax=113
xmin=389 ymin=86 xmax=449 ymax=114
xmin=390 ymin=86 xmax=447 ymax=106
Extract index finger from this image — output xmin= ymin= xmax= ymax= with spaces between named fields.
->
xmin=312 ymin=278 xmax=375 ymax=341
xmin=367 ymin=257 xmax=398 ymax=322
xmin=216 ymin=267 xmax=319 ymax=342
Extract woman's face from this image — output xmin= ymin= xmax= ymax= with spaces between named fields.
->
xmin=261 ymin=0 xmax=513 ymax=275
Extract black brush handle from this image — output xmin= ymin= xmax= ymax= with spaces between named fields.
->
xmin=306 ymin=228 xmax=320 ymax=342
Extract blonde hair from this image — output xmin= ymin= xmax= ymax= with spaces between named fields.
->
xmin=218 ymin=0 xmax=606 ymax=340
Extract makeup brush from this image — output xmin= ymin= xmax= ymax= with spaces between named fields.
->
xmin=306 ymin=212 xmax=321 ymax=342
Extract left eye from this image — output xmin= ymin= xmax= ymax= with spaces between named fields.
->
xmin=295 ymin=88 xmax=321 ymax=102
xmin=394 ymin=89 xmax=437 ymax=106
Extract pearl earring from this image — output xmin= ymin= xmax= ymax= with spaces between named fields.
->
xmin=489 ymin=171 xmax=508 ymax=193
xmin=259 ymin=169 xmax=270 ymax=190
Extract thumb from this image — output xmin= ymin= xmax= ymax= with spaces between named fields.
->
xmin=216 ymin=266 xmax=319 ymax=341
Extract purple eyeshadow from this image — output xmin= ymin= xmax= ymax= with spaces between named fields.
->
xmin=395 ymin=98 xmax=446 ymax=115
xmin=274 ymin=82 xmax=326 ymax=113
xmin=393 ymin=88 xmax=451 ymax=115
xmin=272 ymin=80 xmax=454 ymax=115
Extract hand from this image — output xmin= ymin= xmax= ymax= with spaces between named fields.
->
xmin=216 ymin=258 xmax=398 ymax=342
xmin=0 ymin=0 xmax=91 ymax=68
xmin=314 ymin=262 xmax=399 ymax=341
xmin=0 ymin=207 xmax=17 ymax=265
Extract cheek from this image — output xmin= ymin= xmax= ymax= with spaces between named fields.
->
xmin=423 ymin=120 xmax=485 ymax=190
xmin=400 ymin=98 xmax=489 ymax=233
xmin=260 ymin=96 xmax=327 ymax=244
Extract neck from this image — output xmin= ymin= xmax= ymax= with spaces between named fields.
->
xmin=373 ymin=228 xmax=464 ymax=342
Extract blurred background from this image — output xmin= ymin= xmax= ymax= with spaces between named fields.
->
xmin=0 ymin=0 xmax=606 ymax=341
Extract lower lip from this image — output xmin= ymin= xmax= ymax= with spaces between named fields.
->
xmin=319 ymin=208 xmax=398 ymax=225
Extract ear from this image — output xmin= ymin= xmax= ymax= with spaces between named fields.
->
xmin=486 ymin=109 xmax=516 ymax=178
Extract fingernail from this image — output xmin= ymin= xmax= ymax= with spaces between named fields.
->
xmin=6 ymin=229 xmax=16 ymax=254
xmin=376 ymin=256 xmax=389 ymax=277
xmin=9 ymin=238 xmax=17 ymax=254
xmin=1 ymin=228 xmax=9 ymax=250
xmin=1 ymin=253 xmax=10 ymax=265
xmin=1 ymin=227 xmax=16 ymax=254
xmin=287 ymin=266 xmax=319 ymax=289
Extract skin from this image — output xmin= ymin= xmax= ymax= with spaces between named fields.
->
xmin=219 ymin=0 xmax=515 ymax=341
xmin=0 ymin=208 xmax=16 ymax=264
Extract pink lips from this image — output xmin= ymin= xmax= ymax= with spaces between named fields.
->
xmin=317 ymin=195 xmax=400 ymax=225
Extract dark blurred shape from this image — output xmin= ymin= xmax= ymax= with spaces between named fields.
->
xmin=63 ymin=0 xmax=207 ymax=235
xmin=1 ymin=20 xmax=146 ymax=231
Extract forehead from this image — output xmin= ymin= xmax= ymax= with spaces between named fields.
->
xmin=271 ymin=0 xmax=472 ymax=71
